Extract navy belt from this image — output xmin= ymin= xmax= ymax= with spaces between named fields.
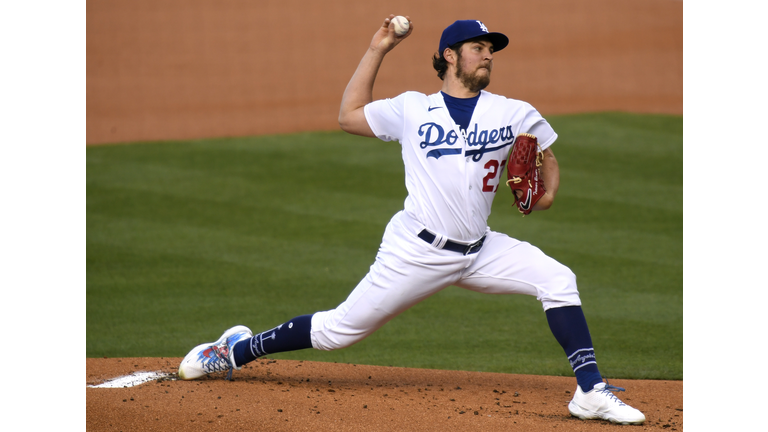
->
xmin=418 ymin=229 xmax=486 ymax=255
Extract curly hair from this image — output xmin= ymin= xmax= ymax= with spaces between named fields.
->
xmin=431 ymin=41 xmax=465 ymax=80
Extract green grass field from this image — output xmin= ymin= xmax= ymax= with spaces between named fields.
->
xmin=86 ymin=112 xmax=682 ymax=380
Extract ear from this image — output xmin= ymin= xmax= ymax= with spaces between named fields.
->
xmin=444 ymin=47 xmax=457 ymax=66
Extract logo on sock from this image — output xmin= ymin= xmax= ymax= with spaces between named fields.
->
xmin=568 ymin=348 xmax=597 ymax=371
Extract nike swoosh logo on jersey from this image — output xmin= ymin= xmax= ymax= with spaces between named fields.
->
xmin=428 ymin=106 xmax=442 ymax=111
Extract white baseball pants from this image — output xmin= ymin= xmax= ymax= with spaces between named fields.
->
xmin=310 ymin=210 xmax=580 ymax=351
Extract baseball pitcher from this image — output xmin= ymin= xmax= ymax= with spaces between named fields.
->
xmin=179 ymin=16 xmax=645 ymax=425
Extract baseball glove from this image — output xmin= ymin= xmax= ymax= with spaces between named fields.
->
xmin=506 ymin=133 xmax=546 ymax=215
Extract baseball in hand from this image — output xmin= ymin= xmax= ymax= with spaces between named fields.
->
xmin=392 ymin=16 xmax=409 ymax=36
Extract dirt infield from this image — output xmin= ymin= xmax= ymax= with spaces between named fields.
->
xmin=86 ymin=0 xmax=682 ymax=145
xmin=86 ymin=357 xmax=682 ymax=431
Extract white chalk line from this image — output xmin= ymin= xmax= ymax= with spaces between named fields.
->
xmin=88 ymin=371 xmax=175 ymax=388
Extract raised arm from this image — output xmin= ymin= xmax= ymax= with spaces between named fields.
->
xmin=338 ymin=15 xmax=413 ymax=137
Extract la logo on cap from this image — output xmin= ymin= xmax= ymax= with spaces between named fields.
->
xmin=438 ymin=20 xmax=510 ymax=54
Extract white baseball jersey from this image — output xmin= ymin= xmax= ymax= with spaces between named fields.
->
xmin=364 ymin=90 xmax=557 ymax=242
xmin=310 ymin=91 xmax=577 ymax=352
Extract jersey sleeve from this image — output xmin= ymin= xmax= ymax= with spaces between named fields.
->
xmin=520 ymin=103 xmax=558 ymax=150
xmin=363 ymin=93 xmax=407 ymax=143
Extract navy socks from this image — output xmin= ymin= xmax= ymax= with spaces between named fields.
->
xmin=232 ymin=314 xmax=314 ymax=367
xmin=233 ymin=308 xmax=603 ymax=393
xmin=545 ymin=306 xmax=603 ymax=392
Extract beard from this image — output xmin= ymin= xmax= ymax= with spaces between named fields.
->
xmin=455 ymin=61 xmax=491 ymax=93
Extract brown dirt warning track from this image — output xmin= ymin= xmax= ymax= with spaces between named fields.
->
xmin=86 ymin=1 xmax=682 ymax=430
xmin=86 ymin=0 xmax=682 ymax=145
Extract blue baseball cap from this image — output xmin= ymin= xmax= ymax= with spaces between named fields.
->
xmin=438 ymin=20 xmax=509 ymax=55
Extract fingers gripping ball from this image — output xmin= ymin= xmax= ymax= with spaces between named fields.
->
xmin=506 ymin=133 xmax=546 ymax=215
xmin=392 ymin=16 xmax=410 ymax=36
